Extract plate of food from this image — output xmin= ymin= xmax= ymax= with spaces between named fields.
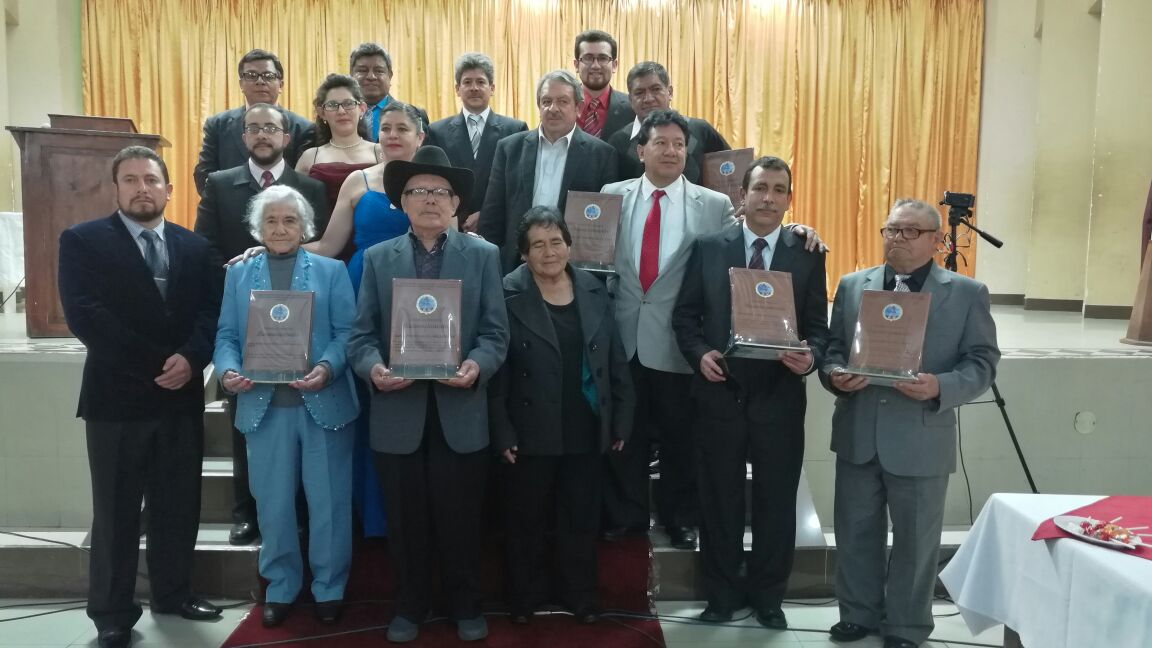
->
xmin=1053 ymin=515 xmax=1147 ymax=550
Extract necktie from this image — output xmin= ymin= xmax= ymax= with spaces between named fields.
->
xmin=467 ymin=114 xmax=482 ymax=158
xmin=638 ymin=189 xmax=665 ymax=292
xmin=261 ymin=170 xmax=274 ymax=188
xmin=581 ymin=98 xmax=602 ymax=137
xmin=139 ymin=229 xmax=167 ymax=298
xmin=749 ymin=238 xmax=768 ymax=269
xmin=894 ymin=273 xmax=912 ymax=292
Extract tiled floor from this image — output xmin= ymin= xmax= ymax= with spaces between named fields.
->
xmin=0 ymin=599 xmax=1002 ymax=647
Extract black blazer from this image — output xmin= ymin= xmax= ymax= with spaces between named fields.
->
xmin=423 ymin=111 xmax=529 ymax=217
xmin=195 ymin=164 xmax=330 ymax=266
xmin=606 ymin=117 xmax=731 ymax=185
xmin=193 ymin=106 xmax=315 ymax=195
xmin=672 ymin=224 xmax=828 ymax=423
xmin=489 ymin=264 xmax=634 ymax=455
xmin=58 ymin=213 xmax=223 ymax=421
xmin=477 ymin=128 xmax=619 ymax=273
xmin=594 ymin=89 xmax=636 ymax=141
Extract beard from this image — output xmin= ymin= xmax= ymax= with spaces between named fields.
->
xmin=250 ymin=146 xmax=284 ymax=167
xmin=120 ymin=198 xmax=165 ymax=222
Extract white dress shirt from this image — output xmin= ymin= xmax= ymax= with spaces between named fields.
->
xmin=630 ymin=175 xmax=687 ymax=270
xmin=118 ymin=211 xmax=169 ymax=269
xmin=248 ymin=157 xmax=286 ymax=186
xmin=532 ymin=125 xmax=576 ymax=208
xmin=463 ymin=106 xmax=492 ymax=139
xmin=742 ymin=222 xmax=783 ymax=268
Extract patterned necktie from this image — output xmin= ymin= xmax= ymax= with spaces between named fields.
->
xmin=139 ymin=229 xmax=168 ymax=298
xmin=894 ymin=273 xmax=912 ymax=292
xmin=581 ymin=97 xmax=602 ymax=137
xmin=749 ymin=238 xmax=768 ymax=269
xmin=467 ymin=114 xmax=482 ymax=158
xmin=261 ymin=170 xmax=274 ymax=188
xmin=638 ymin=189 xmax=666 ymax=292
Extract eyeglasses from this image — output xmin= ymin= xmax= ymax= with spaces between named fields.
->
xmin=239 ymin=71 xmax=282 ymax=83
xmin=352 ymin=67 xmax=390 ymax=79
xmin=578 ymin=54 xmax=615 ymax=66
xmin=880 ymin=226 xmax=938 ymax=240
xmin=402 ymin=187 xmax=455 ymax=199
xmin=242 ymin=124 xmax=285 ymax=135
xmin=322 ymin=100 xmax=360 ymax=112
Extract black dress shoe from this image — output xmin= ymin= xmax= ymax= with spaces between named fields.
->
xmin=755 ymin=606 xmax=788 ymax=629
xmin=229 ymin=521 xmax=259 ymax=545
xmin=262 ymin=602 xmax=293 ymax=627
xmin=601 ymin=525 xmax=648 ymax=541
xmin=829 ymin=621 xmax=874 ymax=641
xmin=314 ymin=600 xmax=343 ymax=625
xmin=698 ymin=605 xmax=734 ymax=623
xmin=667 ymin=526 xmax=698 ymax=550
xmin=883 ymin=636 xmax=919 ymax=648
xmin=97 ymin=627 xmax=131 ymax=648
xmin=178 ymin=597 xmax=222 ymax=621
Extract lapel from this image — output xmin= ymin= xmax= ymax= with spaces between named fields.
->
xmin=614 ymin=178 xmax=644 ymax=273
xmin=921 ymin=263 xmax=953 ymax=326
xmin=108 ymin=214 xmax=161 ymax=298
xmin=225 ymin=108 xmax=248 ymax=166
xmin=163 ymin=226 xmax=183 ymax=295
xmin=559 ymin=129 xmax=587 ymax=197
xmin=573 ymin=268 xmax=605 ymax=347
xmin=447 ymin=113 xmax=473 ymax=162
xmin=439 ymin=228 xmax=469 ymax=280
xmin=767 ymin=226 xmax=799 ymax=272
xmin=388 ymin=234 xmax=417 ymax=280
xmin=506 ymin=267 xmax=560 ymax=354
xmin=671 ymin=179 xmax=706 ymax=261
xmin=231 ymin=166 xmax=262 ymax=194
xmin=478 ymin=113 xmax=503 ymax=160
xmin=723 ymin=224 xmax=746 ymax=271
xmin=520 ymin=131 xmax=540 ymax=197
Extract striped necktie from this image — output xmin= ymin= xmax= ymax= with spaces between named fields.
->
xmin=467 ymin=114 xmax=482 ymax=158
xmin=581 ymin=97 xmax=602 ymax=137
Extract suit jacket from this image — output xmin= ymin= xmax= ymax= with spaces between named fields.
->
xmin=195 ymin=164 xmax=329 ymax=266
xmin=489 ymin=264 xmax=634 ymax=455
xmin=348 ymin=229 xmax=510 ymax=454
xmin=194 ymin=106 xmax=315 ymax=195
xmin=213 ymin=250 xmax=359 ymax=433
xmin=672 ymin=223 xmax=828 ymax=423
xmin=423 ymin=111 xmax=529 ymax=217
xmin=819 ymin=263 xmax=1000 ymax=477
xmin=603 ymin=176 xmax=736 ymax=374
xmin=58 ymin=213 xmax=223 ymax=420
xmin=606 ymin=117 xmax=731 ymax=185
xmin=477 ymin=127 xmax=619 ymax=272
xmin=585 ymin=89 xmax=635 ymax=141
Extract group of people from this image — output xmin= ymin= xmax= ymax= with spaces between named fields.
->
xmin=58 ymin=28 xmax=1000 ymax=648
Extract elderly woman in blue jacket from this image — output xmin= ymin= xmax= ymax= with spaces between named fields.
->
xmin=213 ymin=185 xmax=358 ymax=628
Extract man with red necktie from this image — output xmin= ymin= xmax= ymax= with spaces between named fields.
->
xmin=572 ymin=30 xmax=634 ymax=140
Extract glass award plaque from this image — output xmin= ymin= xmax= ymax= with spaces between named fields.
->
xmin=389 ymin=278 xmax=462 ymax=379
xmin=723 ymin=268 xmax=809 ymax=360
xmin=242 ymin=290 xmax=315 ymax=383
xmin=701 ymin=148 xmax=754 ymax=207
xmin=840 ymin=290 xmax=931 ymax=386
xmin=564 ymin=190 xmax=623 ymax=273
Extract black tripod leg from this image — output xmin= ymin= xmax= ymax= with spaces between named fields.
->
xmin=991 ymin=382 xmax=1039 ymax=494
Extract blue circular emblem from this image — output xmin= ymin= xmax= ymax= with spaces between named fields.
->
xmin=719 ymin=161 xmax=736 ymax=176
xmin=755 ymin=281 xmax=774 ymax=298
xmin=416 ymin=294 xmax=438 ymax=315
xmin=883 ymin=304 xmax=903 ymax=321
xmin=584 ymin=204 xmax=602 ymax=220
xmin=269 ymin=303 xmax=290 ymax=323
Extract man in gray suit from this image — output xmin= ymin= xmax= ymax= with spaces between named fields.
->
xmin=820 ymin=199 xmax=999 ymax=648
xmin=347 ymin=146 xmax=509 ymax=643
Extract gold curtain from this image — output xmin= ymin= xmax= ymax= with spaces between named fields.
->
xmin=82 ymin=0 xmax=983 ymax=284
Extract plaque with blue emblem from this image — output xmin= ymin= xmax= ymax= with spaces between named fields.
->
xmin=838 ymin=290 xmax=931 ymax=386
xmin=701 ymin=148 xmax=754 ymax=207
xmin=723 ymin=268 xmax=808 ymax=360
xmin=389 ymin=278 xmax=462 ymax=379
xmin=564 ymin=190 xmax=624 ymax=273
xmin=242 ymin=290 xmax=315 ymax=382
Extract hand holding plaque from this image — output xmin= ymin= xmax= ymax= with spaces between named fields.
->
xmin=724 ymin=268 xmax=809 ymax=360
xmin=389 ymin=278 xmax=462 ymax=379
xmin=702 ymin=148 xmax=754 ymax=208
xmin=564 ymin=191 xmax=623 ymax=273
xmin=839 ymin=290 xmax=931 ymax=386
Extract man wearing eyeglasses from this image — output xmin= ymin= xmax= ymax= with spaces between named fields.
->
xmin=194 ymin=49 xmax=315 ymax=196
xmin=349 ymin=42 xmax=431 ymax=142
xmin=572 ymin=30 xmax=634 ymax=140
xmin=819 ymin=199 xmax=999 ymax=648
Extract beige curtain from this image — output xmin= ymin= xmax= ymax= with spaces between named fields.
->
xmin=83 ymin=0 xmax=983 ymax=284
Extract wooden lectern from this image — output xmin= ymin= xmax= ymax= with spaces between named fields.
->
xmin=1122 ymin=239 xmax=1152 ymax=346
xmin=6 ymin=115 xmax=169 ymax=337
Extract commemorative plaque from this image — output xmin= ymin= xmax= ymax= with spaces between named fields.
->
xmin=564 ymin=191 xmax=623 ymax=273
xmin=839 ymin=290 xmax=931 ymax=386
xmin=723 ymin=268 xmax=809 ymax=360
xmin=243 ymin=290 xmax=315 ymax=383
xmin=701 ymin=148 xmax=754 ymax=207
xmin=389 ymin=278 xmax=462 ymax=379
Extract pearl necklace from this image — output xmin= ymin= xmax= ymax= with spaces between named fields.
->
xmin=328 ymin=138 xmax=363 ymax=150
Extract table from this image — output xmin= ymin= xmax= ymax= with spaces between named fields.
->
xmin=939 ymin=493 xmax=1152 ymax=648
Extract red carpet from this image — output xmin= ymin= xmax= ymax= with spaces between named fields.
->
xmin=220 ymin=536 xmax=665 ymax=647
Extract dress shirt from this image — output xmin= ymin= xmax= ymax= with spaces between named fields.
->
xmin=532 ymin=126 xmax=576 ymax=208
xmin=408 ymin=230 xmax=448 ymax=279
xmin=118 ymin=212 xmax=169 ymax=270
xmin=463 ymin=106 xmax=492 ymax=139
xmin=248 ymin=158 xmax=286 ymax=186
xmin=578 ymin=86 xmax=611 ymax=134
xmin=742 ymin=223 xmax=783 ymax=269
xmin=366 ymin=96 xmax=393 ymax=142
xmin=629 ymin=175 xmax=687 ymax=270
xmin=882 ymin=260 xmax=934 ymax=292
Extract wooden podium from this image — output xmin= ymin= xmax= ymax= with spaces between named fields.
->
xmin=6 ymin=115 xmax=169 ymax=337
xmin=1122 ymin=239 xmax=1152 ymax=346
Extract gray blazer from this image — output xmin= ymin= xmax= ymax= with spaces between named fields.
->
xmin=820 ymin=263 xmax=1000 ymax=477
xmin=603 ymin=176 xmax=736 ymax=374
xmin=347 ymin=229 xmax=510 ymax=454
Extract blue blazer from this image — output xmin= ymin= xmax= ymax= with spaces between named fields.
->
xmin=214 ymin=250 xmax=359 ymax=433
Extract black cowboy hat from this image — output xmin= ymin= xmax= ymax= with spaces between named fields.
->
xmin=382 ymin=145 xmax=474 ymax=207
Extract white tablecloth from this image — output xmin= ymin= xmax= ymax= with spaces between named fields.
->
xmin=939 ymin=493 xmax=1152 ymax=648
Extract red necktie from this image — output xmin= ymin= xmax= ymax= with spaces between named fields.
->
xmin=639 ymin=189 xmax=665 ymax=292
xmin=581 ymin=97 xmax=602 ymax=137
xmin=261 ymin=170 xmax=274 ymax=188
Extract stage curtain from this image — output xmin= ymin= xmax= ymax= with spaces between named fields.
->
xmin=82 ymin=0 xmax=983 ymax=283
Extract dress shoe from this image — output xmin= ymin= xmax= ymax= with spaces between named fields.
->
xmin=386 ymin=615 xmax=419 ymax=643
xmin=229 ymin=521 xmax=259 ymax=545
xmin=601 ymin=525 xmax=648 ymax=541
xmin=667 ymin=526 xmax=698 ymax=550
xmin=829 ymin=621 xmax=875 ymax=641
xmin=698 ymin=605 xmax=735 ymax=623
xmin=883 ymin=636 xmax=919 ymax=648
xmin=509 ymin=610 xmax=531 ymax=625
xmin=314 ymin=600 xmax=343 ymax=625
xmin=173 ymin=597 xmax=222 ymax=621
xmin=97 ymin=627 xmax=131 ymax=648
xmin=456 ymin=615 xmax=489 ymax=641
xmin=573 ymin=607 xmax=600 ymax=624
xmin=261 ymin=602 xmax=293 ymax=628
xmin=755 ymin=606 xmax=788 ymax=629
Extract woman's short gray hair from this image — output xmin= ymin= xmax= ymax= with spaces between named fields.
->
xmin=246 ymin=185 xmax=317 ymax=242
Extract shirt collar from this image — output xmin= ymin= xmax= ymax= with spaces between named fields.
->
xmin=629 ymin=117 xmax=643 ymax=140
xmin=884 ymin=260 xmax=934 ymax=287
xmin=118 ymin=211 xmax=166 ymax=241
xmin=742 ymin=221 xmax=783 ymax=254
xmin=407 ymin=229 xmax=449 ymax=248
xmin=539 ymin=124 xmax=577 ymax=146
xmin=462 ymin=106 xmax=492 ymax=122
xmin=249 ymin=157 xmax=286 ymax=184
xmin=372 ymin=95 xmax=392 ymax=111
xmin=582 ymin=84 xmax=611 ymax=103
xmin=640 ymin=174 xmax=684 ymax=203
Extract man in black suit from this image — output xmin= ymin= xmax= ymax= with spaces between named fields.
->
xmin=607 ymin=61 xmax=731 ymax=184
xmin=194 ymin=49 xmax=314 ymax=195
xmin=423 ymin=52 xmax=528 ymax=233
xmin=572 ymin=30 xmax=634 ymax=140
xmin=58 ymin=146 xmax=224 ymax=648
xmin=478 ymin=69 xmax=619 ymax=272
xmin=672 ymin=156 xmax=828 ymax=627
xmin=194 ymin=103 xmax=328 ymax=545
xmin=349 ymin=42 xmax=431 ymax=141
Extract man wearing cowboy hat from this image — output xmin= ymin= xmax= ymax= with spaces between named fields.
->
xmin=348 ymin=146 xmax=510 ymax=643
